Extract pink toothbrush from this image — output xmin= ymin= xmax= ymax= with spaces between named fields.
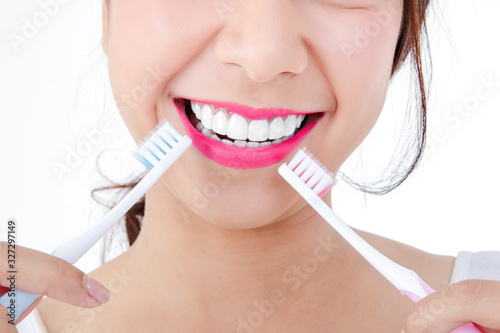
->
xmin=278 ymin=148 xmax=482 ymax=333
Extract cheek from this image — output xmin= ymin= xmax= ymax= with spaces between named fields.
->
xmin=105 ymin=1 xmax=221 ymax=143
xmin=303 ymin=4 xmax=403 ymax=166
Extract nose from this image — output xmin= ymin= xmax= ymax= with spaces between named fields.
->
xmin=213 ymin=1 xmax=308 ymax=83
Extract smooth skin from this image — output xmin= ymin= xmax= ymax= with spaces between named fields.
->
xmin=2 ymin=0 xmax=500 ymax=332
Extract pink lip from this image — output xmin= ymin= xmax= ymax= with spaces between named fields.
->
xmin=178 ymin=97 xmax=320 ymax=120
xmin=174 ymin=99 xmax=323 ymax=169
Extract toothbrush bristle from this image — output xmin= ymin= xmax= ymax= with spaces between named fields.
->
xmin=135 ymin=120 xmax=182 ymax=170
xmin=287 ymin=148 xmax=336 ymax=197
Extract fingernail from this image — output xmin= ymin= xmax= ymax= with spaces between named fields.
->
xmin=83 ymin=275 xmax=111 ymax=303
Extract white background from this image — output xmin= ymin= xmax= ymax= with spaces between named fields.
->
xmin=0 ymin=0 xmax=499 ymax=273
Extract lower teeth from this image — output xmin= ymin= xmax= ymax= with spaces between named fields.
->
xmin=194 ymin=118 xmax=293 ymax=147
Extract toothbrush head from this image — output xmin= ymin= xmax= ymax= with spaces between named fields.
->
xmin=282 ymin=148 xmax=336 ymax=198
xmin=134 ymin=120 xmax=185 ymax=170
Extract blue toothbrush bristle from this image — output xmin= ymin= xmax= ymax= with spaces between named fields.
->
xmin=135 ymin=120 xmax=182 ymax=170
xmin=134 ymin=151 xmax=154 ymax=170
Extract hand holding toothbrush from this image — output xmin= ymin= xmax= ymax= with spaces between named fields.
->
xmin=401 ymin=279 xmax=500 ymax=333
xmin=0 ymin=120 xmax=191 ymax=325
xmin=0 ymin=242 xmax=111 ymax=329
xmin=280 ymin=148 xmax=500 ymax=333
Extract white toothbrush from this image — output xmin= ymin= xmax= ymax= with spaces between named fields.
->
xmin=278 ymin=148 xmax=482 ymax=333
xmin=0 ymin=120 xmax=192 ymax=322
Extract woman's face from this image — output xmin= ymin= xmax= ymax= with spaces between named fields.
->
xmin=102 ymin=0 xmax=403 ymax=229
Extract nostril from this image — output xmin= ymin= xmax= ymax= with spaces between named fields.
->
xmin=213 ymin=16 xmax=309 ymax=83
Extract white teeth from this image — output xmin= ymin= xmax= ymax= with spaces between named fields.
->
xmin=188 ymin=101 xmax=311 ymax=147
xmin=296 ymin=114 xmax=304 ymax=128
xmin=227 ymin=114 xmax=248 ymax=140
xmin=234 ymin=140 xmax=247 ymax=147
xmin=201 ymin=128 xmax=212 ymax=137
xmin=201 ymin=104 xmax=213 ymax=129
xmin=248 ymin=119 xmax=269 ymax=142
xmin=212 ymin=110 xmax=228 ymax=135
xmin=268 ymin=117 xmax=285 ymax=140
xmin=192 ymin=101 xmax=202 ymax=119
xmin=284 ymin=115 xmax=297 ymax=136
xmin=195 ymin=122 xmax=204 ymax=132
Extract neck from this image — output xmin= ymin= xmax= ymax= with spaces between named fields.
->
xmin=125 ymin=182 xmax=359 ymax=330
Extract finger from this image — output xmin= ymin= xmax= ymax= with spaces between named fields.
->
xmin=0 ymin=243 xmax=110 ymax=311
xmin=404 ymin=280 xmax=500 ymax=333
xmin=0 ymin=304 xmax=18 ymax=332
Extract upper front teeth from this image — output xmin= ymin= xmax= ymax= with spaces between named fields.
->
xmin=191 ymin=101 xmax=305 ymax=142
xmin=248 ymin=120 xmax=268 ymax=141
xmin=227 ymin=113 xmax=248 ymax=140
xmin=213 ymin=110 xmax=228 ymax=135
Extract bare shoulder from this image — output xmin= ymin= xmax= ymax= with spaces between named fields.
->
xmin=355 ymin=228 xmax=456 ymax=290
xmin=37 ymin=251 xmax=134 ymax=333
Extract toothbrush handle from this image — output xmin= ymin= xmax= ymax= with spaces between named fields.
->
xmin=0 ymin=135 xmax=192 ymax=323
xmin=451 ymin=324 xmax=484 ymax=332
xmin=0 ymin=249 xmax=58 ymax=323
xmin=0 ymin=153 xmax=175 ymax=321
xmin=0 ymin=158 xmax=168 ymax=322
xmin=402 ymin=278 xmax=483 ymax=332
xmin=279 ymin=164 xmax=483 ymax=332
xmin=0 ymin=290 xmax=40 ymax=323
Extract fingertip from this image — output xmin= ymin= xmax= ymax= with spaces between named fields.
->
xmin=83 ymin=275 xmax=111 ymax=305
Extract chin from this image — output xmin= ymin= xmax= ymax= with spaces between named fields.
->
xmin=185 ymin=187 xmax=297 ymax=231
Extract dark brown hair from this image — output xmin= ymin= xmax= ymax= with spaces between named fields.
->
xmin=94 ymin=0 xmax=431 ymax=247
xmin=342 ymin=0 xmax=430 ymax=194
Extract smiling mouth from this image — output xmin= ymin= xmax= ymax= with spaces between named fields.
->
xmin=175 ymin=98 xmax=321 ymax=148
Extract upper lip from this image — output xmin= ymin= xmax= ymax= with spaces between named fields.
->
xmin=177 ymin=97 xmax=322 ymax=120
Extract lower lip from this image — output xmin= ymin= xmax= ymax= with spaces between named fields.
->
xmin=174 ymin=100 xmax=322 ymax=169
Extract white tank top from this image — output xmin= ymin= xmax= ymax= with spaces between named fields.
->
xmin=450 ymin=251 xmax=500 ymax=283
xmin=16 ymin=251 xmax=500 ymax=333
